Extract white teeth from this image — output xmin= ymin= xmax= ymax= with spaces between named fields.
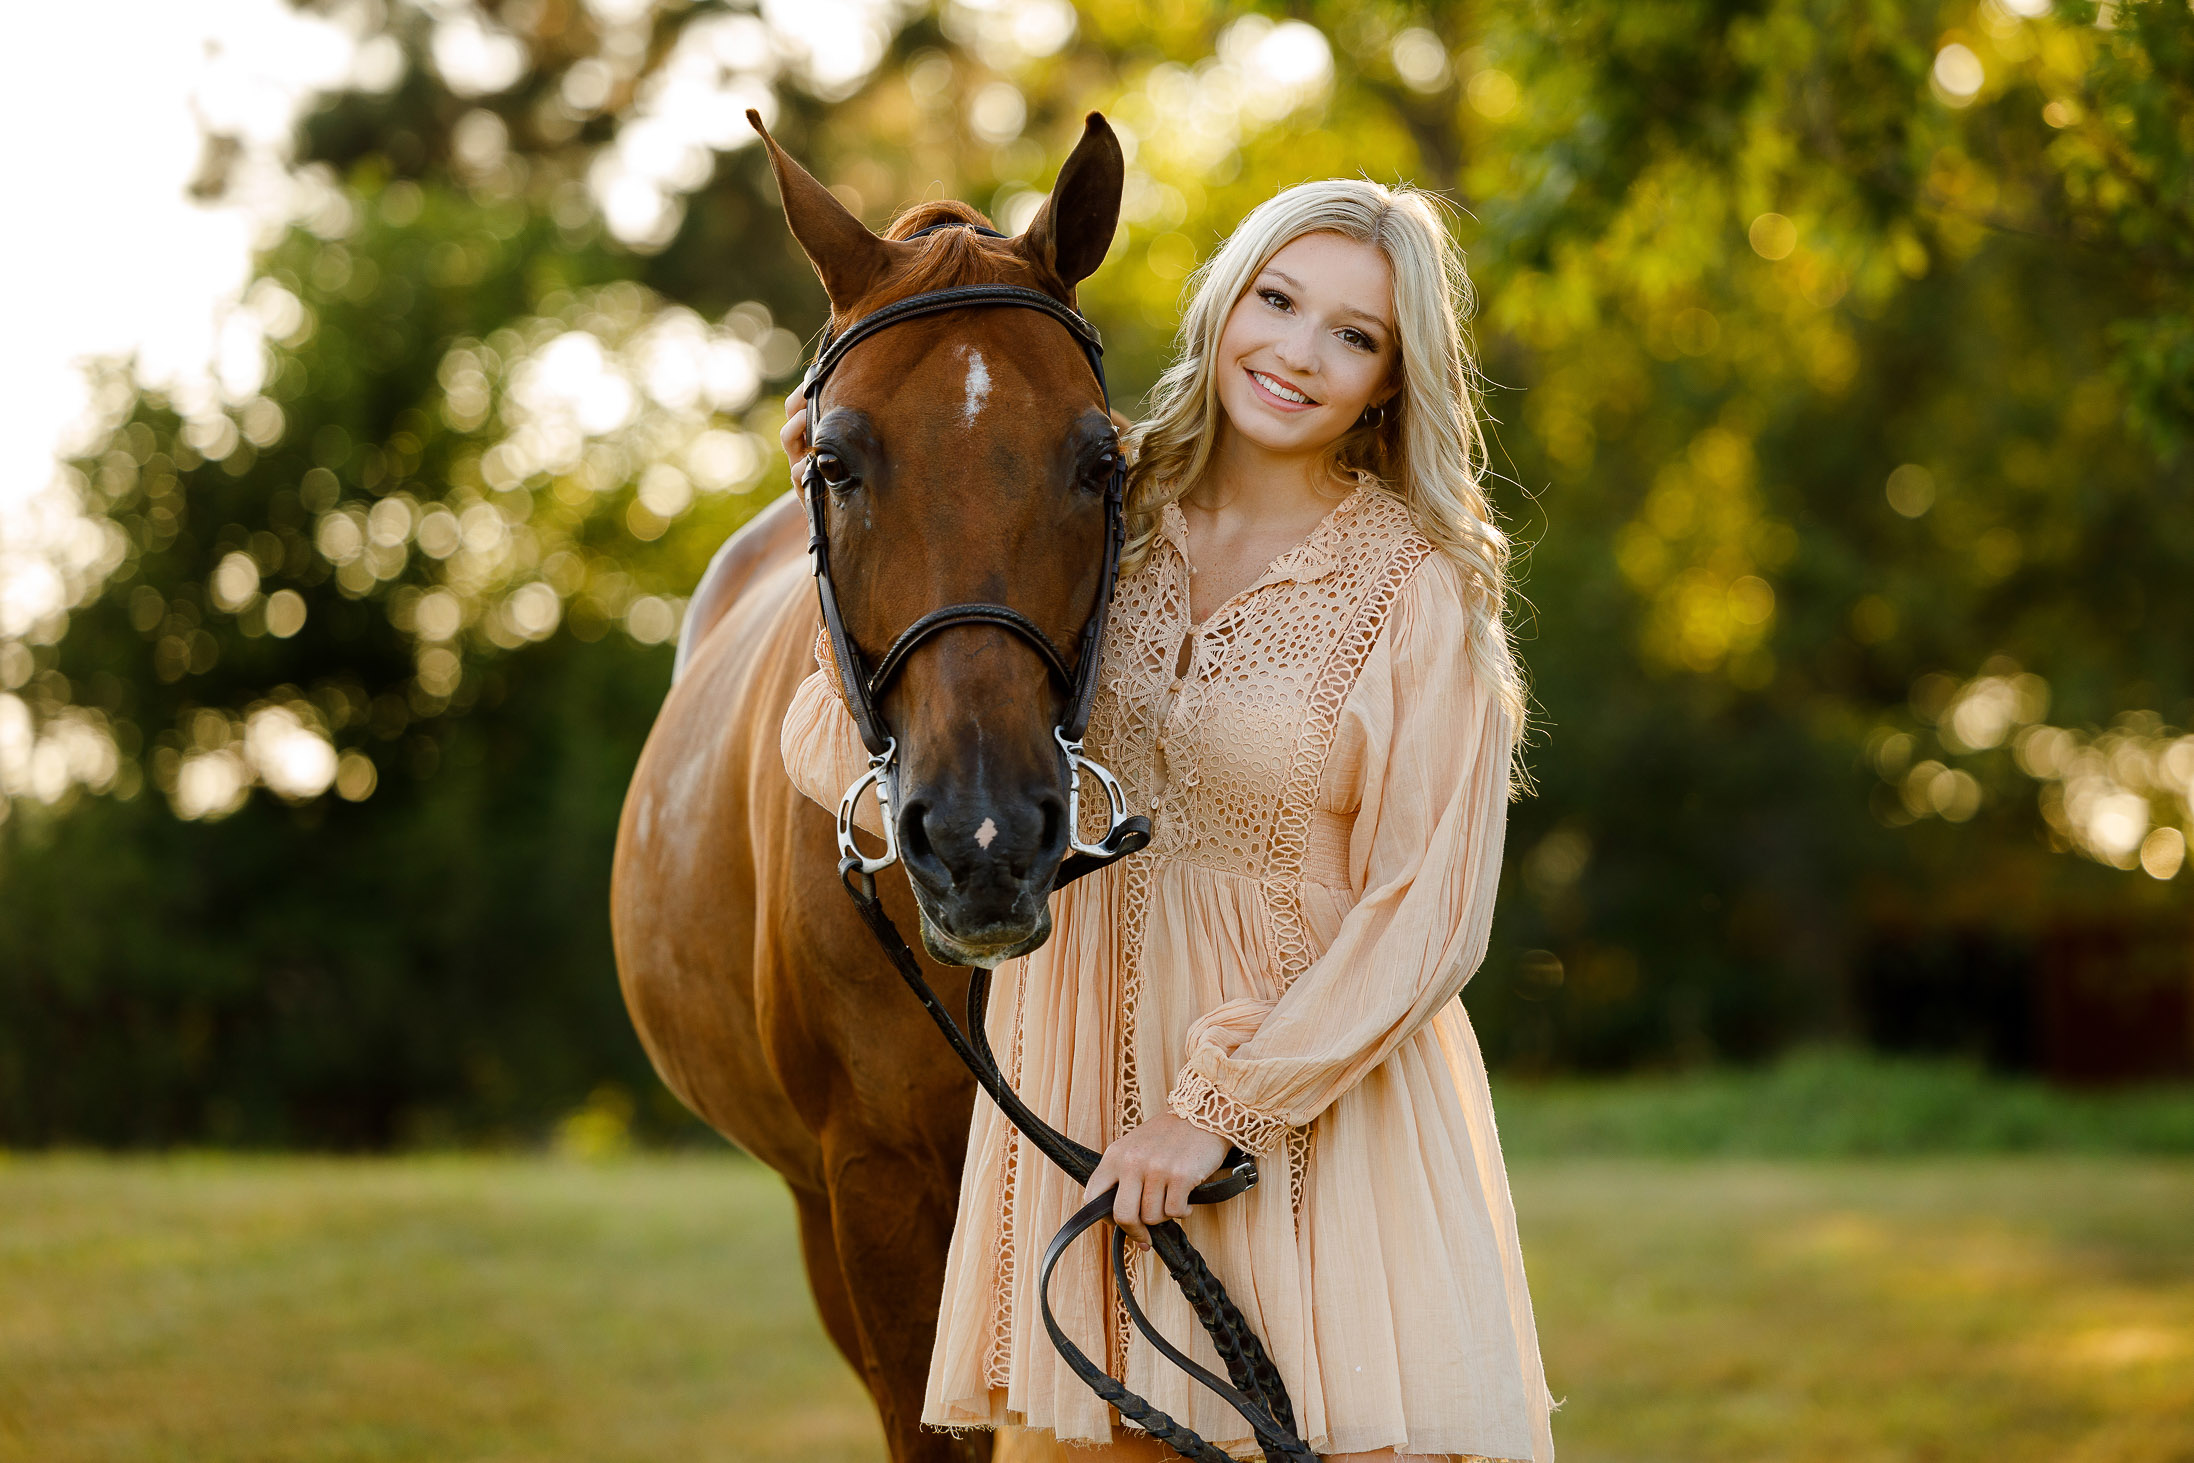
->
xmin=1251 ymin=370 xmax=1313 ymax=405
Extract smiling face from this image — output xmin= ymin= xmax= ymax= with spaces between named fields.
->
xmin=1211 ymin=229 xmax=1398 ymax=459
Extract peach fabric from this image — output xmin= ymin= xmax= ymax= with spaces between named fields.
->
xmin=781 ymin=487 xmax=1554 ymax=1462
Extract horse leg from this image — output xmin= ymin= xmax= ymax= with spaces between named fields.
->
xmin=823 ymin=1138 xmax=989 ymax=1463
xmin=792 ymin=1183 xmax=868 ymax=1384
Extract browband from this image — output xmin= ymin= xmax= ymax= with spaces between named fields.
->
xmin=806 ymin=282 xmax=1109 ymax=411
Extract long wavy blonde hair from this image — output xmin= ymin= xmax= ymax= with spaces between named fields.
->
xmin=1121 ymin=179 xmax=1526 ymax=734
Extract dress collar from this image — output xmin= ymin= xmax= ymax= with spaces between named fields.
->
xmin=1159 ymin=476 xmax=1407 ymax=592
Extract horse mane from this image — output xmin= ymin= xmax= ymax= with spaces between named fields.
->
xmin=871 ymin=199 xmax=1060 ymax=300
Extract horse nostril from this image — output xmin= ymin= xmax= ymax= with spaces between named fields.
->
xmin=899 ymin=798 xmax=940 ymax=874
xmin=896 ymin=790 xmax=1069 ymax=891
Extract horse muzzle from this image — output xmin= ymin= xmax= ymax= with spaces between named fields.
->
xmin=895 ymin=784 xmax=1067 ymax=964
xmin=915 ymin=899 xmax=1055 ymax=968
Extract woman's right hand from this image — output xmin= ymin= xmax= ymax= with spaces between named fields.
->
xmin=780 ymin=383 xmax=810 ymax=488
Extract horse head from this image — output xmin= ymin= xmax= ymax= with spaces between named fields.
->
xmin=751 ymin=111 xmax=1126 ymax=967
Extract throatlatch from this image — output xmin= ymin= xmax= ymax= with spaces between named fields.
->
xmin=807 ymin=224 xmax=1316 ymax=1463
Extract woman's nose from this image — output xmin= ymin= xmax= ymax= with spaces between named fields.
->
xmin=1272 ymin=323 xmax=1318 ymax=372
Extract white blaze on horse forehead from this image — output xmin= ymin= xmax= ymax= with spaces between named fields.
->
xmin=959 ymin=345 xmax=993 ymax=426
xmin=975 ymin=817 xmax=998 ymax=850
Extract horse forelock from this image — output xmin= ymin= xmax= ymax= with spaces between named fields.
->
xmin=828 ymin=200 xmax=1067 ymax=330
xmin=883 ymin=199 xmax=995 ymax=242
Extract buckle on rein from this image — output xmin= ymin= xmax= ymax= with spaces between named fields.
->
xmin=834 ymin=733 xmax=1142 ymax=899
xmin=1055 ymin=727 xmax=1132 ymax=863
xmin=836 ymin=738 xmax=902 ymax=894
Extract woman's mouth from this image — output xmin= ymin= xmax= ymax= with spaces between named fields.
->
xmin=1246 ymin=368 xmax=1319 ymax=410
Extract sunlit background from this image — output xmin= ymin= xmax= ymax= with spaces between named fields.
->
xmin=3 ymin=2 xmax=2191 ymax=1459
xmin=4 ymin=0 xmax=2193 ymax=1140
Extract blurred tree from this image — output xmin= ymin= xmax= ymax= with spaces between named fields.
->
xmin=0 ymin=169 xmax=796 ymax=1142
xmin=4 ymin=0 xmax=2190 ymax=1142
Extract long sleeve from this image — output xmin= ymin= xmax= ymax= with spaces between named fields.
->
xmin=1166 ymin=556 xmax=1516 ymax=1152
xmin=779 ymin=635 xmax=886 ymax=836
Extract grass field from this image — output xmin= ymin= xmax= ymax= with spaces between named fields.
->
xmin=4 ymin=1149 xmax=2190 ymax=1463
xmin=0 ymin=1156 xmax=879 ymax=1463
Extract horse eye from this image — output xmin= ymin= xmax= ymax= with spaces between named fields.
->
xmin=814 ymin=450 xmax=854 ymax=489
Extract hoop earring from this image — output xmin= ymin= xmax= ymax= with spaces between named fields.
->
xmin=1358 ymin=402 xmax=1387 ymax=430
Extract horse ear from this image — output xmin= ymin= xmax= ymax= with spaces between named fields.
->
xmin=748 ymin=110 xmax=897 ymax=309
xmin=1018 ymin=112 xmax=1124 ymax=291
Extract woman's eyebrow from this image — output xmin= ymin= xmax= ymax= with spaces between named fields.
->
xmin=1260 ymin=267 xmax=1392 ymax=335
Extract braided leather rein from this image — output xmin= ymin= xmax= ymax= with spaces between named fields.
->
xmin=809 ymin=223 xmax=1317 ymax=1463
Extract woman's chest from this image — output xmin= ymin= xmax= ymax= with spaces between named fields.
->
xmin=1086 ymin=532 xmax=1415 ymax=877
xmin=1180 ymin=509 xmax=1340 ymax=626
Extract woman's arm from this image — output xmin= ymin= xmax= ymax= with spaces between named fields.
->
xmin=1086 ymin=556 xmax=1515 ymax=1242
xmin=780 ymin=661 xmax=885 ymax=834
xmin=1164 ymin=556 xmax=1517 ymax=1153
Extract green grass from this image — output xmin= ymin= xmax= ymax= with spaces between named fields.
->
xmin=1492 ymin=1050 xmax=2194 ymax=1158
xmin=0 ymin=1154 xmax=880 ymax=1463
xmin=2 ymin=1147 xmax=2190 ymax=1462
xmin=1519 ymin=1159 xmax=2194 ymax=1463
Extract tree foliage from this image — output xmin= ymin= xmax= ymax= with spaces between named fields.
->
xmin=4 ymin=0 xmax=2190 ymax=1143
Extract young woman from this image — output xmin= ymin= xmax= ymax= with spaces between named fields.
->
xmin=778 ymin=180 xmax=1552 ymax=1463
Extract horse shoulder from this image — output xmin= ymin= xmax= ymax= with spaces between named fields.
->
xmin=612 ymin=554 xmax=825 ymax=1181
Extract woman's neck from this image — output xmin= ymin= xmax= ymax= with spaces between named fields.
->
xmin=1175 ymin=418 xmax=1358 ymax=625
xmin=1186 ymin=417 xmax=1350 ymax=523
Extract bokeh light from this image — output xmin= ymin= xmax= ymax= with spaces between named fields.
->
xmin=2 ymin=0 xmax=2190 ymax=1142
xmin=1933 ymin=43 xmax=1986 ymax=107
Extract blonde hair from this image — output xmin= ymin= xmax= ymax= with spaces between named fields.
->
xmin=1121 ymin=179 xmax=1527 ymax=735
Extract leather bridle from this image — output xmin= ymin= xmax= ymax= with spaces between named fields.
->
xmin=800 ymin=231 xmax=1148 ymax=891
xmin=807 ymin=223 xmax=1316 ymax=1463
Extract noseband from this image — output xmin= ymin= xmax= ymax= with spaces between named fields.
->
xmin=807 ymin=223 xmax=1314 ymax=1463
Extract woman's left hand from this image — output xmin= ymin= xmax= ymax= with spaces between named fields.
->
xmin=1085 ymin=1114 xmax=1231 ymax=1246
xmin=780 ymin=382 xmax=811 ymax=486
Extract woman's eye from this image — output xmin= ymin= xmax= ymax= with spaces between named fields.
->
xmin=1260 ymin=289 xmax=1291 ymax=311
xmin=1340 ymin=329 xmax=1373 ymax=351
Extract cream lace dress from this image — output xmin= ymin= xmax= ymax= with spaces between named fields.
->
xmin=781 ymin=485 xmax=1555 ymax=1462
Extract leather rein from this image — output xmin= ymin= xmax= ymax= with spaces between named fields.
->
xmin=805 ymin=223 xmax=1316 ymax=1463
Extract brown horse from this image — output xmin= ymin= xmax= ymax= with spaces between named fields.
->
xmin=610 ymin=114 xmax=1126 ymax=1461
